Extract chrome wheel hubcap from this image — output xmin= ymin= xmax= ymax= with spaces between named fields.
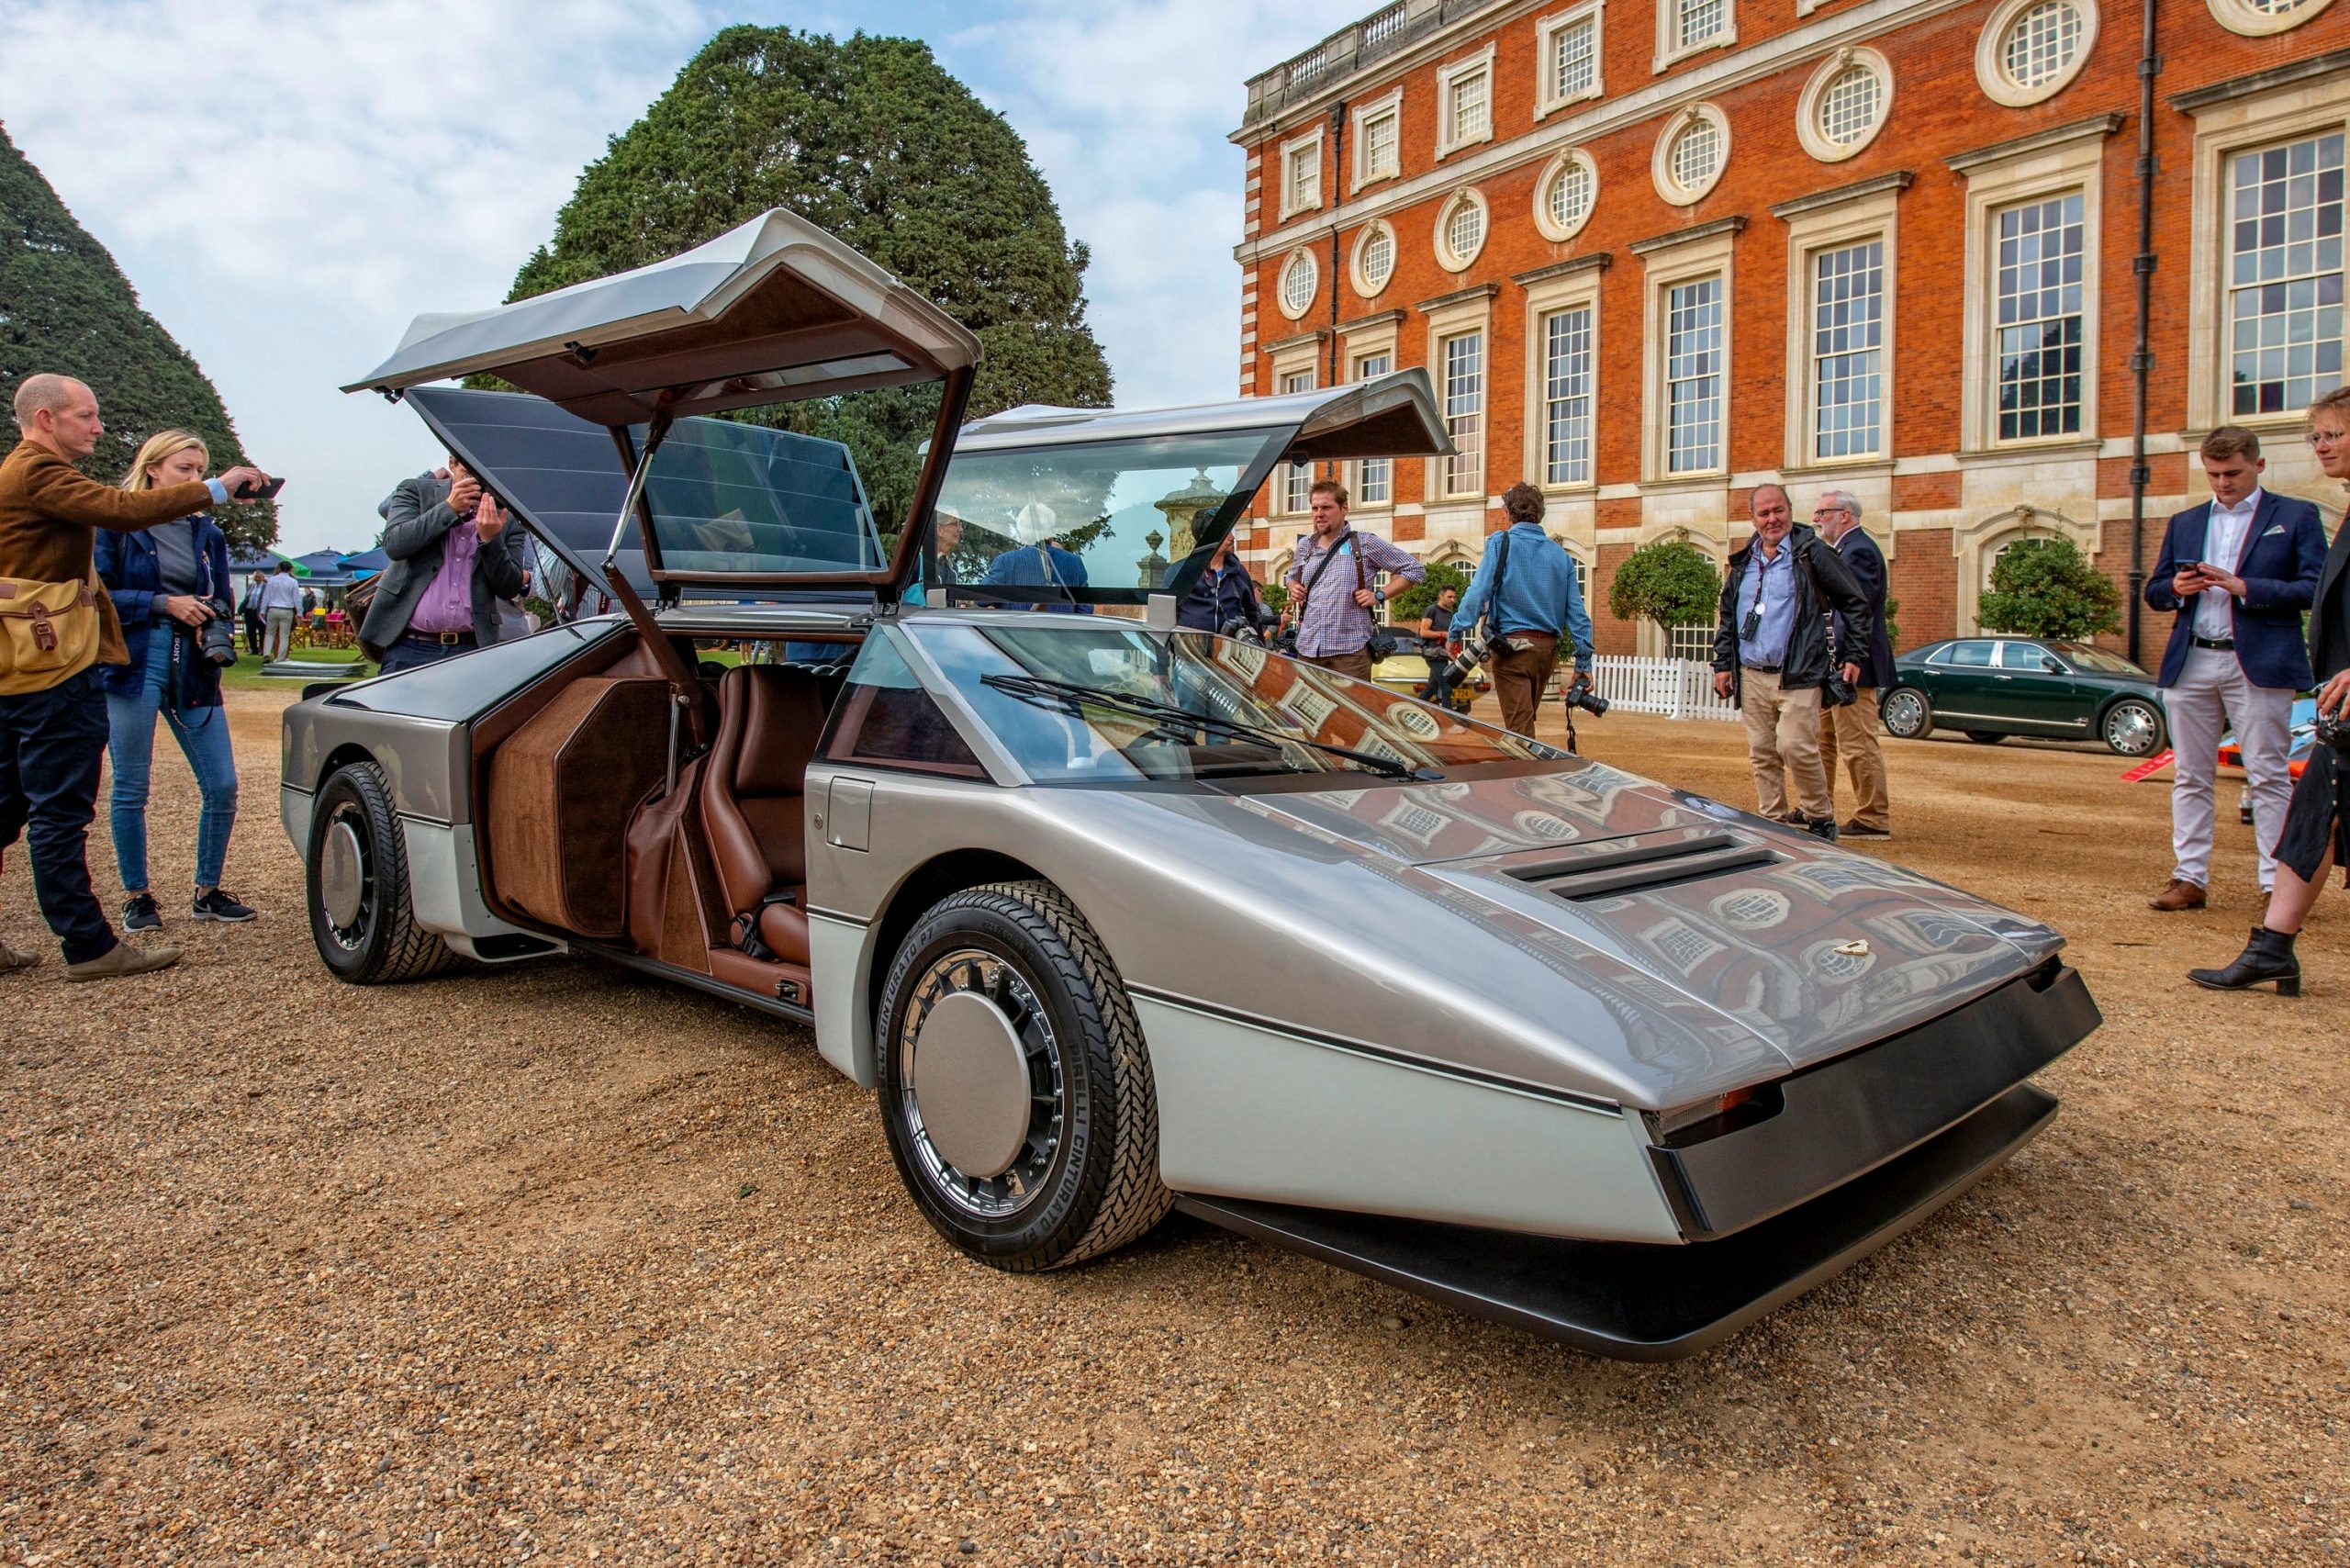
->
xmin=2109 ymin=706 xmax=2155 ymax=754
xmin=318 ymin=808 xmax=373 ymax=950
xmin=1885 ymin=691 xmax=1922 ymax=734
xmin=897 ymin=947 xmax=1063 ymax=1219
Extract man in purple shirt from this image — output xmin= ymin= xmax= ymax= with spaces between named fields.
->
xmin=1281 ymin=479 xmax=1425 ymax=680
xmin=359 ymin=459 xmax=531 ymax=674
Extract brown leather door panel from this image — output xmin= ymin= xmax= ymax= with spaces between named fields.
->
xmin=483 ymin=676 xmax=669 ymax=938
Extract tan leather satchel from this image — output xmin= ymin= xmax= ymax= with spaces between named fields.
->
xmin=0 ymin=572 xmax=101 ymax=695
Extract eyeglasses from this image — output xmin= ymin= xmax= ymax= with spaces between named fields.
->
xmin=2308 ymin=428 xmax=2347 ymax=449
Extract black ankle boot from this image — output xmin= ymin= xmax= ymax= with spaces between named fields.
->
xmin=1806 ymin=815 xmax=1839 ymax=843
xmin=2187 ymin=926 xmax=2301 ymax=995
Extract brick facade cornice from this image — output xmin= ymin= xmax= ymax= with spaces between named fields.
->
xmin=1628 ymin=215 xmax=1748 ymax=256
xmin=1263 ymin=329 xmax=1332 ymax=354
xmin=1337 ymin=308 xmax=1409 ymax=333
xmin=2166 ymin=46 xmax=2350 ymax=113
xmin=1413 ymin=282 xmax=1503 ymax=313
xmin=1768 ymin=170 xmax=1916 ymax=221
xmin=1944 ymin=113 xmax=2126 ymax=174
xmin=1512 ymin=254 xmax=1613 ymax=286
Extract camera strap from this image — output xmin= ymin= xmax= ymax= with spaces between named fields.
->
xmin=1483 ymin=531 xmax=1512 ymax=640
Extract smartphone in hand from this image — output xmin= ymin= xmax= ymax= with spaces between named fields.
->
xmin=233 ymin=476 xmax=287 ymax=500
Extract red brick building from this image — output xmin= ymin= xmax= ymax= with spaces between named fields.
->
xmin=1231 ymin=0 xmax=2347 ymax=662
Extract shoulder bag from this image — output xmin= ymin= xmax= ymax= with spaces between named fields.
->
xmin=0 ymin=570 xmax=101 ymax=695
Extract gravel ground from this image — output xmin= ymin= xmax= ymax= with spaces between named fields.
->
xmin=2 ymin=688 xmax=2344 ymax=1566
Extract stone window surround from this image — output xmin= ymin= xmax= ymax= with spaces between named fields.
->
xmin=1656 ymin=0 xmax=1738 ymax=73
xmin=2176 ymin=55 xmax=2350 ymax=438
xmin=1268 ymin=335 xmax=1327 ymax=516
xmin=1652 ymin=102 xmax=1732 ymax=207
xmin=1773 ymin=172 xmax=1909 ymax=473
xmin=1533 ymin=147 xmax=1603 ymax=241
xmin=1340 ymin=310 xmax=1406 ymax=512
xmin=1517 ymin=255 xmax=1611 ymax=494
xmin=1279 ymin=124 xmax=1325 ymax=221
xmin=1795 ymin=45 xmax=1895 ymax=164
xmin=1952 ymin=503 xmax=2100 ymax=634
xmin=1632 ymin=217 xmax=1744 ymax=484
xmin=2204 ymin=0 xmax=2333 ymax=37
xmin=1537 ymin=0 xmax=1608 ymax=120
xmin=1974 ymin=0 xmax=2098 ymax=109
xmin=1417 ymin=284 xmax=1499 ymax=503
xmin=1434 ymin=185 xmax=1493 ymax=272
xmin=1350 ymin=86 xmax=1405 ymax=193
xmin=1946 ymin=115 xmax=2119 ymax=455
xmin=1275 ymin=246 xmax=1322 ymax=322
xmin=1351 ymin=218 xmax=1400 ymax=299
xmin=1436 ymin=44 xmax=1499 ymax=161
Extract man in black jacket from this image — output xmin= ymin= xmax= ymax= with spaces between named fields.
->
xmin=1710 ymin=485 xmax=1874 ymax=841
xmin=1812 ymin=489 xmax=1895 ymax=840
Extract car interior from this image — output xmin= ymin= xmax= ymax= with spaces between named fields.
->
xmin=469 ymin=629 xmax=863 ymax=1008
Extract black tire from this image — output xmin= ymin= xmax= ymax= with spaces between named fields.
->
xmin=1965 ymin=731 xmax=2008 ymax=745
xmin=2102 ymin=698 xmax=2165 ymax=757
xmin=1880 ymin=686 xmax=1932 ymax=740
xmin=874 ymin=880 xmax=1171 ymax=1272
xmin=306 ymin=759 xmax=459 ymax=985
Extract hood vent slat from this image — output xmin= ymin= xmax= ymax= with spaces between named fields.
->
xmin=1506 ymin=831 xmax=1778 ymax=902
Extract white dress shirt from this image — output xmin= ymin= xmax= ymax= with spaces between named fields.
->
xmin=2194 ymin=487 xmax=2262 ymax=641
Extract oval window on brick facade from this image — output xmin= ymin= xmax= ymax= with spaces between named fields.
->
xmin=1435 ymin=187 xmax=1489 ymax=271
xmin=1975 ymin=0 xmax=2097 ymax=107
xmin=1651 ymin=104 xmax=1730 ymax=207
xmin=1277 ymin=248 xmax=1319 ymax=320
xmin=1534 ymin=149 xmax=1599 ymax=242
xmin=1352 ymin=221 xmax=1396 ymax=297
xmin=2205 ymin=0 xmax=2333 ymax=33
xmin=1796 ymin=48 xmax=1893 ymax=163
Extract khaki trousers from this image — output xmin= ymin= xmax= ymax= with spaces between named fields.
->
xmin=1818 ymin=689 xmax=1890 ymax=831
xmin=1302 ymin=650 xmax=1374 ymax=681
xmin=1490 ymin=632 xmax=1560 ymax=736
xmin=1740 ymin=667 xmax=1832 ymax=822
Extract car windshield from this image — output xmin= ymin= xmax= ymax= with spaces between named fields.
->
xmin=907 ymin=621 xmax=1563 ymax=783
xmin=2050 ymin=642 xmax=2143 ymax=676
xmin=929 ymin=431 xmax=1271 ymax=605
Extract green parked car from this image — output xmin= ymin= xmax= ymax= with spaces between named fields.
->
xmin=1880 ymin=637 xmax=2167 ymax=756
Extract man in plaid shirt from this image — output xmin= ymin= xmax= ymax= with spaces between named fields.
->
xmin=1281 ymin=479 xmax=1425 ymax=679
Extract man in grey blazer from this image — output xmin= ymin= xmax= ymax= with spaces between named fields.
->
xmin=360 ymin=459 xmax=530 ymax=673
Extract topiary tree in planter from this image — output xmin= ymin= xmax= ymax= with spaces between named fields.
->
xmin=1976 ymin=536 xmax=2121 ymax=641
xmin=1607 ymin=540 xmax=1719 ymax=646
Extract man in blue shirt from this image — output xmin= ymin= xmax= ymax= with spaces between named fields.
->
xmin=1170 ymin=535 xmax=1270 ymax=634
xmin=1450 ymin=484 xmax=1595 ymax=735
xmin=979 ymin=501 xmax=1091 ymax=613
xmin=1709 ymin=484 xmax=1873 ymax=840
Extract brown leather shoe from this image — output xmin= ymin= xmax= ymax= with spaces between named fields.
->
xmin=2148 ymin=879 xmax=2208 ymax=912
xmin=0 ymin=939 xmax=39 ymax=973
xmin=64 ymin=941 xmax=182 ymax=982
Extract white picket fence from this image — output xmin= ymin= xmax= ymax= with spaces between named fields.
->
xmin=1564 ymin=655 xmax=1740 ymax=722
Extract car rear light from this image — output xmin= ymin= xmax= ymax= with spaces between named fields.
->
xmin=1648 ymin=1082 xmax=1785 ymax=1148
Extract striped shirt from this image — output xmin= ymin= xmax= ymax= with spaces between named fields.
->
xmin=1282 ymin=527 xmax=1425 ymax=658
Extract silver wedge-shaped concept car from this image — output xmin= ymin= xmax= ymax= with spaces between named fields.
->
xmin=285 ymin=212 xmax=2102 ymax=1359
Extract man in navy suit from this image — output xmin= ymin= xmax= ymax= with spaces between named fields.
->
xmin=2143 ymin=426 xmax=2328 ymax=910
xmin=1813 ymin=489 xmax=1896 ymax=839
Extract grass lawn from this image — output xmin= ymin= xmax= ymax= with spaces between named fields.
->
xmin=219 ymin=646 xmax=368 ymax=692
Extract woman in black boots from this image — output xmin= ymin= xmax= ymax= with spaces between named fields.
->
xmin=2191 ymin=384 xmax=2350 ymax=995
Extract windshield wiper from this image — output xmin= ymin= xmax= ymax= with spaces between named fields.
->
xmin=979 ymin=672 xmax=1434 ymax=780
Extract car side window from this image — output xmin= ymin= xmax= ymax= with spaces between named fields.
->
xmin=819 ymin=630 xmax=989 ymax=779
xmin=1997 ymin=642 xmax=2055 ymax=671
xmin=1943 ymin=641 xmax=1994 ymax=667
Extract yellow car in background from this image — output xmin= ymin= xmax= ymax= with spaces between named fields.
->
xmin=1372 ymin=640 xmax=1484 ymax=714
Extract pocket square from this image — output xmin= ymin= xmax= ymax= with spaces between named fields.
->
xmin=2263 ymin=524 xmax=2285 ymax=536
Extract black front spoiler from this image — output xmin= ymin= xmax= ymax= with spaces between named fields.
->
xmin=1176 ymin=1081 xmax=2057 ymax=1361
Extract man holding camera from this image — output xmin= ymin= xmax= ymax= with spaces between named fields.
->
xmin=2143 ymin=426 xmax=2326 ymax=911
xmin=0 ymin=373 xmax=266 ymax=979
xmin=1173 ymin=534 xmax=1271 ymax=636
xmin=361 ymin=457 xmax=531 ymax=675
xmin=1450 ymin=484 xmax=1595 ymax=736
xmin=1810 ymin=490 xmax=1895 ymax=840
xmin=1281 ymin=479 xmax=1424 ymax=679
xmin=1711 ymin=484 xmax=1874 ymax=842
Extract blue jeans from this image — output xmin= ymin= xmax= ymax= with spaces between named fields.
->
xmin=0 ymin=666 xmax=114 ymax=963
xmin=376 ymin=635 xmax=472 ymax=675
xmin=106 ymin=622 xmax=239 ymax=891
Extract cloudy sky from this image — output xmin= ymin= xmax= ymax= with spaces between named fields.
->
xmin=2 ymin=0 xmax=1367 ymax=555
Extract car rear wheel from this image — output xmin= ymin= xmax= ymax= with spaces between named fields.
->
xmin=307 ymin=759 xmax=460 ymax=984
xmin=1965 ymin=731 xmax=2008 ymax=745
xmin=1879 ymin=687 xmax=1931 ymax=739
xmin=2102 ymin=699 xmax=2165 ymax=757
xmin=875 ymin=880 xmax=1171 ymax=1272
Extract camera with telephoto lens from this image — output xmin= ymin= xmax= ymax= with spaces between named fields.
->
xmin=1442 ymin=629 xmax=1513 ymax=686
xmin=1218 ymin=616 xmax=1267 ymax=646
xmin=1562 ymin=672 xmax=1609 ymax=718
xmin=197 ymin=604 xmax=238 ymax=666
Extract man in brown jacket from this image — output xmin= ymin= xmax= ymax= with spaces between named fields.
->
xmin=0 ymin=374 xmax=265 ymax=980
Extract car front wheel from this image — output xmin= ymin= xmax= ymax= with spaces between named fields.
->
xmin=2103 ymin=699 xmax=2165 ymax=757
xmin=1880 ymin=686 xmax=1932 ymax=740
xmin=307 ymin=759 xmax=459 ymax=984
xmin=875 ymin=880 xmax=1172 ymax=1272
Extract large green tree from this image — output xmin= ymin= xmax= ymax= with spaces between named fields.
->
xmin=0 ymin=124 xmax=276 ymax=549
xmin=504 ymin=27 xmax=1113 ymax=532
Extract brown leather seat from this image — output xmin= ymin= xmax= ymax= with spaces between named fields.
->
xmin=700 ymin=665 xmax=827 ymax=965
